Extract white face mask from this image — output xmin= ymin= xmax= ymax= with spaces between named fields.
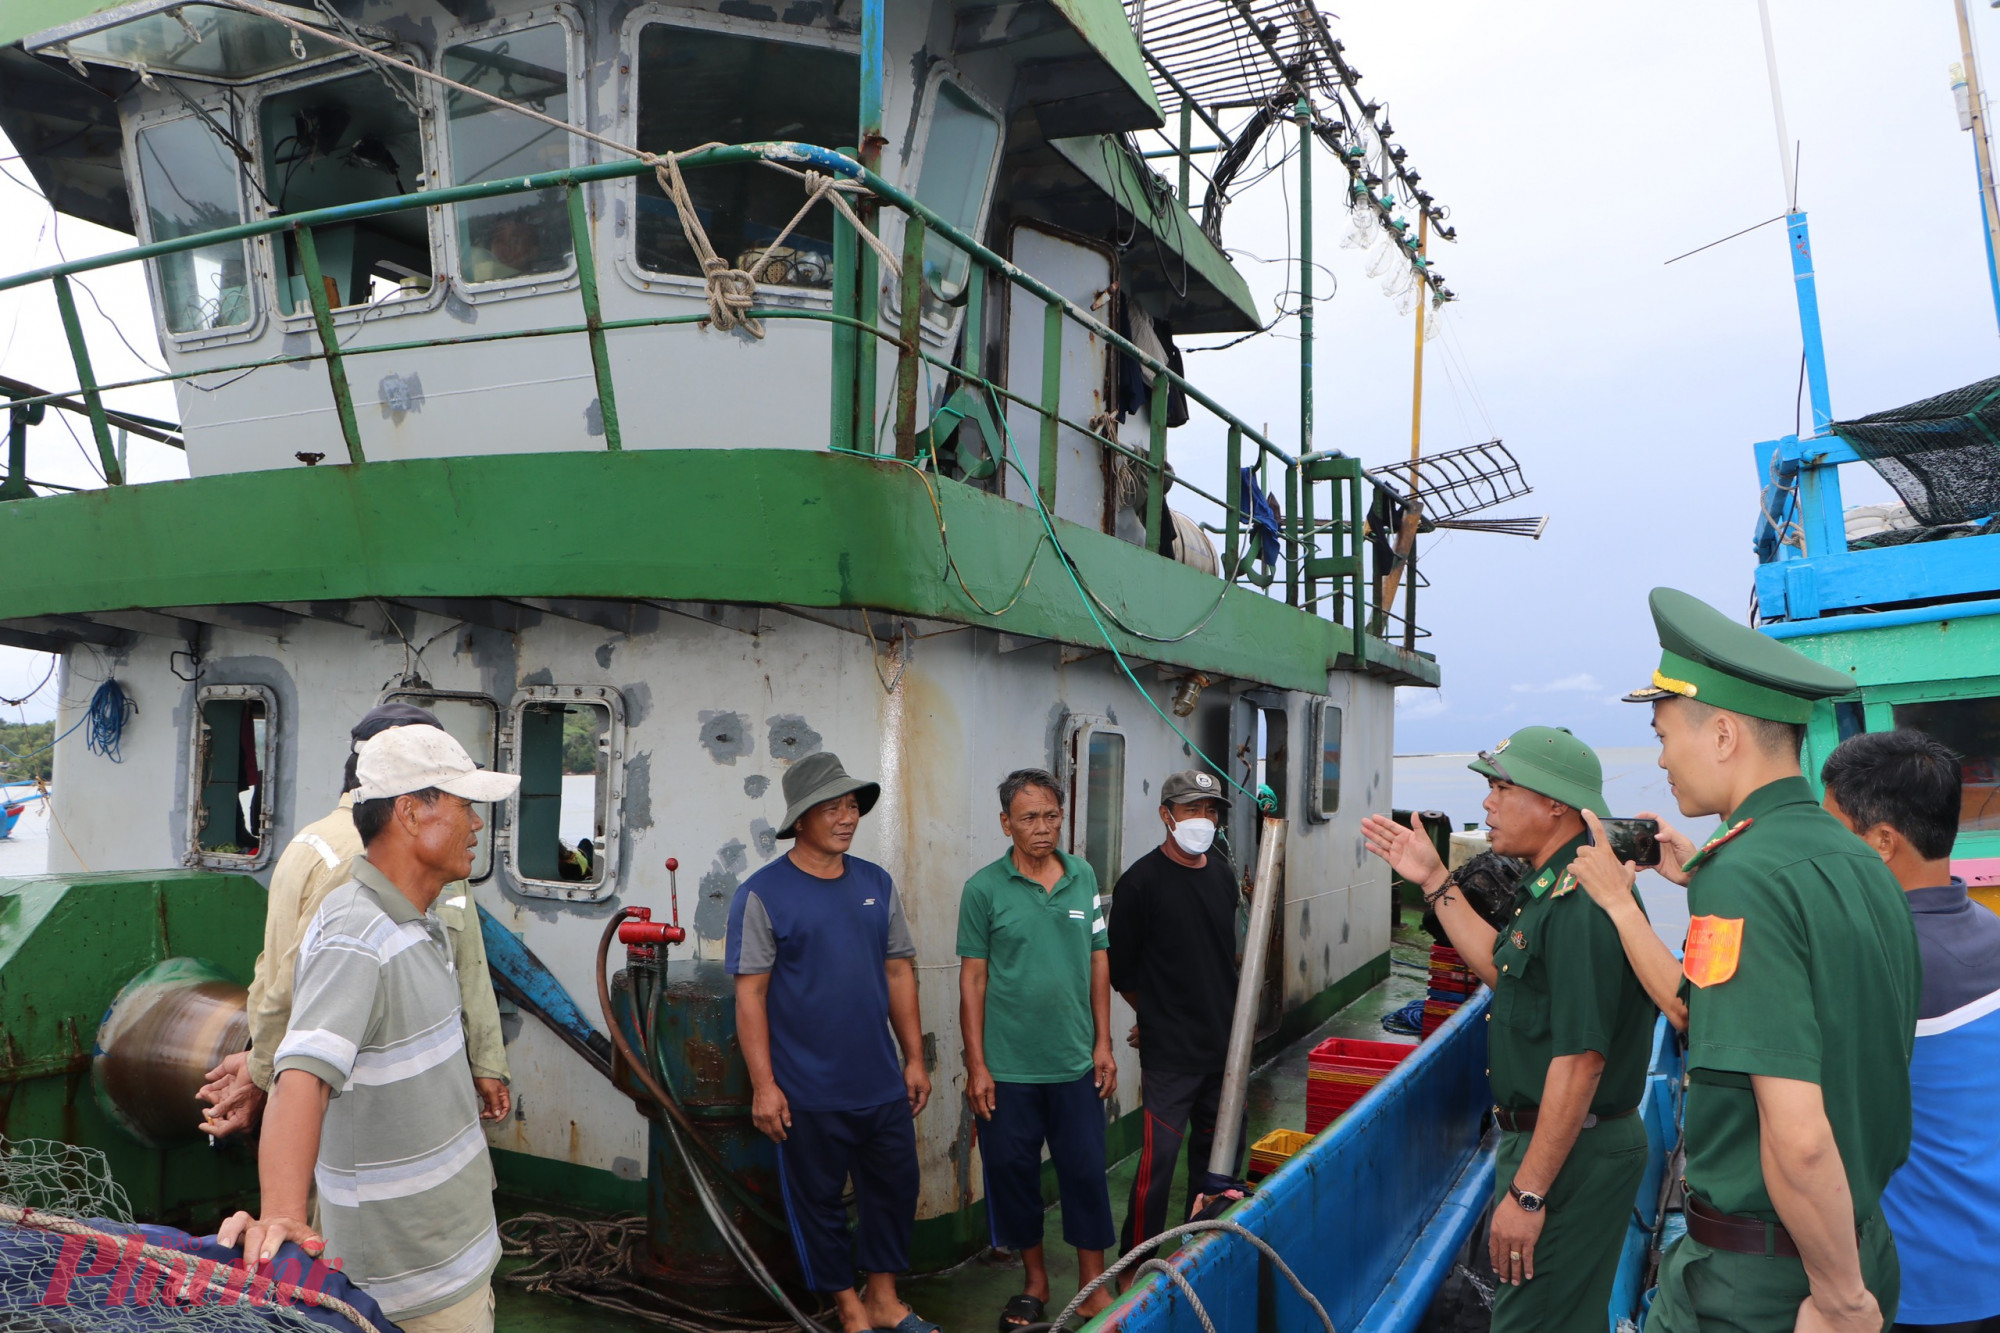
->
xmin=1170 ymin=816 xmax=1217 ymax=856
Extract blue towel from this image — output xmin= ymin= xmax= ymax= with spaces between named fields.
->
xmin=1240 ymin=468 xmax=1281 ymax=567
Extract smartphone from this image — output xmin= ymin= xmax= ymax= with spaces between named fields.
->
xmin=1590 ymin=817 xmax=1662 ymax=869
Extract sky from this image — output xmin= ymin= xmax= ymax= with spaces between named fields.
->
xmin=3 ymin=0 xmax=1997 ymax=759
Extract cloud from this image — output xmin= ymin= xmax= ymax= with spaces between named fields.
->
xmin=1396 ymin=688 xmax=1447 ymax=720
xmin=1511 ymin=673 xmax=1601 ymax=695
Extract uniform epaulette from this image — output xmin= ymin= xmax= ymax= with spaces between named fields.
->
xmin=1681 ymin=818 xmax=1754 ymax=876
xmin=1549 ymin=869 xmax=1578 ymax=899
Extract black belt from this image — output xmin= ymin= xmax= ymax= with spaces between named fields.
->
xmin=1492 ymin=1104 xmax=1637 ymax=1133
xmin=1682 ymin=1192 xmax=1864 ymax=1259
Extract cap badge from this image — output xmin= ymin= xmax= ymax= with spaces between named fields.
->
xmin=1195 ymin=773 xmax=1214 ymax=789
xmin=1492 ymin=738 xmax=1511 ymax=754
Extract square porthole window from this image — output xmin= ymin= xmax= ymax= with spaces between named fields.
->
xmin=384 ymin=690 xmax=499 ymax=881
xmin=188 ymin=685 xmax=277 ymax=869
xmin=508 ymin=685 xmax=624 ymax=900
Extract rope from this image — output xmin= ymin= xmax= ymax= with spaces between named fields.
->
xmin=0 ymin=1204 xmax=382 ymax=1333
xmin=498 ymin=1213 xmax=820 ymax=1333
xmin=84 ymin=679 xmax=134 ymax=762
xmin=215 ymin=0 xmax=902 ymax=341
xmin=1020 ymin=1217 xmax=1336 ymax=1333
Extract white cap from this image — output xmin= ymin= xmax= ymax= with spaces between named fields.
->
xmin=353 ymin=724 xmax=520 ymax=803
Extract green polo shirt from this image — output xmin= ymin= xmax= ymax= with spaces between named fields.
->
xmin=1488 ymin=834 xmax=1657 ymax=1117
xmin=956 ymin=849 xmax=1107 ymax=1083
xmin=1680 ymin=777 xmax=1920 ymax=1222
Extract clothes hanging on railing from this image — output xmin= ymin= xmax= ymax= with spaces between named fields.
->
xmin=1240 ymin=467 xmax=1281 ymax=567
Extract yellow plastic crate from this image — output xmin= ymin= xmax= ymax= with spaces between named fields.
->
xmin=1247 ymin=1127 xmax=1315 ymax=1180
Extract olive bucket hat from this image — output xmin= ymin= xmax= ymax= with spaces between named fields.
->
xmin=1466 ymin=725 xmax=1609 ymax=817
xmin=776 ymin=751 xmax=881 ymax=839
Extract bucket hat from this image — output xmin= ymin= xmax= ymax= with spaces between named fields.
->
xmin=1466 ymin=726 xmax=1608 ymax=817
xmin=776 ymin=751 xmax=880 ymax=839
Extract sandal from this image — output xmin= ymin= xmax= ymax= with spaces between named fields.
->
xmin=876 ymin=1313 xmax=942 ymax=1333
xmin=999 ymin=1294 xmax=1046 ymax=1331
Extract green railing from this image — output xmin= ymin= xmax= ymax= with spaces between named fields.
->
xmin=0 ymin=141 xmax=1425 ymax=655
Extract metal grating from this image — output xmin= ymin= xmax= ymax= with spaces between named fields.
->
xmin=1367 ymin=441 xmax=1532 ymax=522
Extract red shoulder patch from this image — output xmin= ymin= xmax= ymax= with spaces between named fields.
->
xmin=1683 ymin=915 xmax=1744 ymax=988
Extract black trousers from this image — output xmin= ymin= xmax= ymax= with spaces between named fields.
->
xmin=1894 ymin=1319 xmax=2000 ymax=1333
xmin=1119 ymin=1066 xmax=1243 ymax=1253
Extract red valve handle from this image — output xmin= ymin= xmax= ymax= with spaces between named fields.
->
xmin=619 ymin=906 xmax=686 ymax=946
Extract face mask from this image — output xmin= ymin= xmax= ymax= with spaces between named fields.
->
xmin=1170 ymin=816 xmax=1217 ymax=856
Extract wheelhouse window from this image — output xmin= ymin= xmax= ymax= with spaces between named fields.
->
xmin=385 ymin=690 xmax=498 ymax=880
xmin=189 ymin=685 xmax=276 ymax=869
xmin=912 ymin=80 xmax=999 ymax=301
xmin=444 ymin=23 xmax=575 ymax=284
xmin=136 ymin=113 xmax=253 ymax=333
xmin=633 ymin=22 xmax=857 ymax=288
xmin=260 ymin=67 xmax=431 ymax=311
xmin=1891 ymin=696 xmax=2000 ymax=834
xmin=510 ymin=686 xmax=624 ymax=900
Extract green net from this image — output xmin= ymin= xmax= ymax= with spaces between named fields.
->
xmin=1831 ymin=375 xmax=2000 ymax=527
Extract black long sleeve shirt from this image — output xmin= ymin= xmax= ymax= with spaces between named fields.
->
xmin=1107 ymin=846 xmax=1241 ymax=1075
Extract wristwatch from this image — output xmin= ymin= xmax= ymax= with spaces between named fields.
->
xmin=1508 ymin=1182 xmax=1546 ymax=1213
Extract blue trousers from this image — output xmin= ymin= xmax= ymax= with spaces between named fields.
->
xmin=978 ymin=1074 xmax=1116 ymax=1253
xmin=775 ymin=1099 xmax=918 ymax=1293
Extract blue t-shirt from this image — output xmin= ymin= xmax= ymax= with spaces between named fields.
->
xmin=724 ymin=853 xmax=916 ymax=1112
xmin=1880 ymin=881 xmax=2000 ymax=1324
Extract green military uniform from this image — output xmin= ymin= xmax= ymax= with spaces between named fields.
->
xmin=1626 ymin=589 xmax=1921 ymax=1333
xmin=1468 ymin=727 xmax=1660 ymax=1333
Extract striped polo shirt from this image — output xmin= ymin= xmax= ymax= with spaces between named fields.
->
xmin=273 ymin=857 xmax=499 ymax=1320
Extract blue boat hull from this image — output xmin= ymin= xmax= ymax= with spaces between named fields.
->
xmin=1095 ymin=993 xmax=1684 ymax=1333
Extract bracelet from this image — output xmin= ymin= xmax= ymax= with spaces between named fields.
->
xmin=1422 ymin=877 xmax=1455 ymax=910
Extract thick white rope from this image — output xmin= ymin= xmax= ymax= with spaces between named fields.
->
xmin=213 ymin=0 xmax=902 ymax=338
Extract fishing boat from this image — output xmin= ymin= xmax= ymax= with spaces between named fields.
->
xmin=0 ymin=786 xmax=44 ymax=840
xmin=0 ymin=0 xmax=1606 ymax=1325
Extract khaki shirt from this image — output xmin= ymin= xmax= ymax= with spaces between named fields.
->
xmin=246 ymin=794 xmax=510 ymax=1090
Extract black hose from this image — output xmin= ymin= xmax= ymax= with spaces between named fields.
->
xmin=593 ymin=911 xmax=785 ymax=1232
xmin=595 ymin=911 xmax=833 ymax=1333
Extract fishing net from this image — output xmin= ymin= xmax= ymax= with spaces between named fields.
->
xmin=1831 ymin=375 xmax=2000 ymax=527
xmin=0 ymin=1137 xmax=389 ymax=1333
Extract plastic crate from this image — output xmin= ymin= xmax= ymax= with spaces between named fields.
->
xmin=1246 ymin=1128 xmax=1315 ymax=1181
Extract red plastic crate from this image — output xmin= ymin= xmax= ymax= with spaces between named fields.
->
xmin=1309 ymin=1037 xmax=1419 ymax=1073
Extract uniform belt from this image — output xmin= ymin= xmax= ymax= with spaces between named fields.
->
xmin=1684 ymin=1193 xmax=1805 ymax=1258
xmin=1491 ymin=1104 xmax=1637 ymax=1133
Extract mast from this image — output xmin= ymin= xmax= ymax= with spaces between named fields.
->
xmin=1756 ymin=0 xmax=1833 ymax=437
xmin=1953 ymin=0 xmax=2000 ymax=333
xmin=1298 ymin=97 xmax=1313 ymax=462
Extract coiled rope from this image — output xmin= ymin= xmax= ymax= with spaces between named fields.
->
xmin=1019 ymin=1217 xmax=1336 ymax=1333
xmin=84 ymin=679 xmax=134 ymax=762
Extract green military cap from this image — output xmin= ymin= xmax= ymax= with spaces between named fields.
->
xmin=1623 ymin=587 xmax=1855 ymax=724
xmin=1467 ymin=725 xmax=1609 ymax=816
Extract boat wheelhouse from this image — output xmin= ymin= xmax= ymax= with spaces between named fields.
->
xmin=0 ymin=0 xmax=1491 ymax=1301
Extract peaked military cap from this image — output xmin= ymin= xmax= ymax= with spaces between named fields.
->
xmin=1623 ymin=587 xmax=1855 ymax=724
xmin=1467 ymin=725 xmax=1609 ymax=816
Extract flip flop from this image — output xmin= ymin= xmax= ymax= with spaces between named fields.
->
xmin=1000 ymin=1293 xmax=1046 ymax=1332
xmin=875 ymin=1313 xmax=942 ymax=1333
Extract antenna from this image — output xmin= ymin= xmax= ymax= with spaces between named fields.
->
xmin=1756 ymin=0 xmax=1798 ymax=211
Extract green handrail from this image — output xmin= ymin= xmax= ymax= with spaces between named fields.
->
xmin=0 ymin=140 xmax=1417 ymax=650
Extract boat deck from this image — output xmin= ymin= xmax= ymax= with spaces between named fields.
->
xmin=493 ymin=927 xmax=1434 ymax=1333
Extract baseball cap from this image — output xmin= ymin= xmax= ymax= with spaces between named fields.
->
xmin=1160 ymin=769 xmax=1229 ymax=808
xmin=353 ymin=724 xmax=521 ymax=803
xmin=343 ymin=701 xmax=443 ymax=791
